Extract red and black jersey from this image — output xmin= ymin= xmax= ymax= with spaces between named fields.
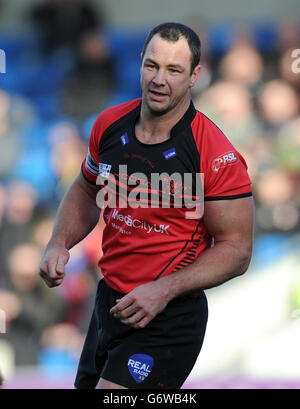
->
xmin=82 ymin=98 xmax=252 ymax=293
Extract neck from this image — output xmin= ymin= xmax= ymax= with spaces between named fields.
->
xmin=137 ymin=94 xmax=191 ymax=144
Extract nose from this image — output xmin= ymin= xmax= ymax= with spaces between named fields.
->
xmin=152 ymin=69 xmax=166 ymax=86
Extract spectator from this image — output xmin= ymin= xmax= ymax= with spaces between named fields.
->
xmin=0 ymin=181 xmax=38 ymax=278
xmin=0 ymin=243 xmax=66 ymax=366
xmin=253 ymin=167 xmax=299 ymax=233
xmin=257 ymin=79 xmax=299 ymax=132
xmin=194 ymin=80 xmax=263 ymax=152
xmin=184 ymin=16 xmax=212 ymax=96
xmin=48 ymin=120 xmax=87 ymax=195
xmin=58 ymin=244 xmax=92 ymax=328
xmin=277 ymin=18 xmax=300 ymax=51
xmin=31 ymin=0 xmax=101 ymax=56
xmin=0 ymin=89 xmax=38 ymax=182
xmin=63 ymin=30 xmax=115 ymax=119
xmin=275 ymin=117 xmax=300 ymax=175
xmin=31 ymin=216 xmax=55 ymax=251
xmin=39 ymin=322 xmax=85 ymax=374
xmin=0 ymin=90 xmax=22 ymax=181
xmin=218 ymin=43 xmax=264 ymax=96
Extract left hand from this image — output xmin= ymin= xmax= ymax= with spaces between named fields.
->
xmin=110 ymin=281 xmax=170 ymax=329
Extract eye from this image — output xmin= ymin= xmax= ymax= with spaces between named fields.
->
xmin=169 ymin=68 xmax=180 ymax=74
xmin=144 ymin=63 xmax=156 ymax=69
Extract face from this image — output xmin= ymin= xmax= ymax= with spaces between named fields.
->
xmin=141 ymin=34 xmax=200 ymax=116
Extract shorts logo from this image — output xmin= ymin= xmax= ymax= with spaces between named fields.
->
xmin=127 ymin=353 xmax=154 ymax=383
xmin=212 ymin=151 xmax=238 ymax=172
xmin=99 ymin=162 xmax=112 ymax=178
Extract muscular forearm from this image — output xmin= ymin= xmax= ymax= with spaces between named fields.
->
xmin=110 ymin=240 xmax=251 ymax=329
xmin=159 ymin=197 xmax=254 ymax=301
xmin=49 ymin=175 xmax=101 ymax=250
xmin=158 ymin=240 xmax=252 ymax=302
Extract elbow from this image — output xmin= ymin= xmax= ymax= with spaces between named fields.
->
xmin=237 ymin=246 xmax=253 ymax=276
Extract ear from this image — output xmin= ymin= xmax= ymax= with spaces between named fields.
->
xmin=190 ymin=65 xmax=201 ymax=88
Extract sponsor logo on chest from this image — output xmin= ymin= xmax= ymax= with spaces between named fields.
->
xmin=111 ymin=209 xmax=170 ymax=234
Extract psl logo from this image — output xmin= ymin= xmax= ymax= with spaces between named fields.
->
xmin=0 ymin=49 xmax=6 ymax=73
xmin=212 ymin=151 xmax=238 ymax=172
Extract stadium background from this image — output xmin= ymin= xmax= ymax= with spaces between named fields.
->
xmin=0 ymin=0 xmax=299 ymax=389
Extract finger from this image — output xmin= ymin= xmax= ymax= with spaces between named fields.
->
xmin=39 ymin=270 xmax=55 ymax=288
xmin=52 ymin=278 xmax=64 ymax=286
xmin=48 ymin=259 xmax=60 ymax=280
xmin=110 ymin=295 xmax=134 ymax=314
xmin=39 ymin=268 xmax=46 ymax=279
xmin=56 ymin=254 xmax=67 ymax=276
xmin=39 ymin=269 xmax=51 ymax=283
xmin=39 ymin=269 xmax=62 ymax=288
xmin=119 ymin=304 xmax=140 ymax=319
xmin=133 ymin=316 xmax=150 ymax=329
xmin=120 ymin=310 xmax=146 ymax=326
xmin=39 ymin=264 xmax=50 ymax=279
xmin=48 ymin=256 xmax=66 ymax=281
xmin=44 ymin=278 xmax=63 ymax=288
xmin=49 ymin=272 xmax=65 ymax=286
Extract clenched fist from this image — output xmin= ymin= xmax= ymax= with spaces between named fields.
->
xmin=39 ymin=246 xmax=70 ymax=288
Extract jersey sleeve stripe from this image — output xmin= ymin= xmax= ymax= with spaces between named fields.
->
xmin=86 ymin=149 xmax=99 ymax=176
xmin=204 ymin=192 xmax=252 ymax=201
xmin=81 ymin=162 xmax=98 ymax=185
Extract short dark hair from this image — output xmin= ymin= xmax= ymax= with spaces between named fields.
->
xmin=141 ymin=22 xmax=201 ymax=74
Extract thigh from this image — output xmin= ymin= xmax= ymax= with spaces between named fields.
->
xmin=74 ymin=279 xmax=134 ymax=389
xmin=101 ymin=292 xmax=208 ymax=389
xmin=96 ymin=377 xmax=128 ymax=389
xmin=74 ymin=279 xmax=106 ymax=389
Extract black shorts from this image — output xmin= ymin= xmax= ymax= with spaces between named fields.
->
xmin=74 ymin=278 xmax=208 ymax=389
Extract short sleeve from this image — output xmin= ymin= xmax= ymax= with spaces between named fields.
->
xmin=200 ymin=119 xmax=252 ymax=201
xmin=81 ymin=99 xmax=142 ymax=185
xmin=81 ymin=116 xmax=101 ymax=184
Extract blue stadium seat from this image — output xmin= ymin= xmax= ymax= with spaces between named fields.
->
xmin=253 ymin=22 xmax=279 ymax=53
xmin=207 ymin=23 xmax=235 ymax=56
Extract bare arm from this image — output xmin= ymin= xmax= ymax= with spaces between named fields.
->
xmin=49 ymin=172 xmax=100 ymax=249
xmin=39 ymin=172 xmax=101 ymax=287
xmin=159 ymin=196 xmax=254 ymax=297
xmin=110 ymin=196 xmax=254 ymax=328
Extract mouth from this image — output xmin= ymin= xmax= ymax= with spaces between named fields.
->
xmin=149 ymin=89 xmax=169 ymax=101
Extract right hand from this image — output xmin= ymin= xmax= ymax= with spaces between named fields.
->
xmin=39 ymin=245 xmax=70 ymax=288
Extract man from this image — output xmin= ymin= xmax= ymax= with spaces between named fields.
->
xmin=40 ymin=22 xmax=254 ymax=389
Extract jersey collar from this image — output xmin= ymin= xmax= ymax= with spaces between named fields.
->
xmin=133 ymin=99 xmax=197 ymax=139
xmin=170 ymin=100 xmax=197 ymax=138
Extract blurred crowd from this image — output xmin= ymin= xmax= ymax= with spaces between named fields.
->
xmin=0 ymin=0 xmax=300 ymax=384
